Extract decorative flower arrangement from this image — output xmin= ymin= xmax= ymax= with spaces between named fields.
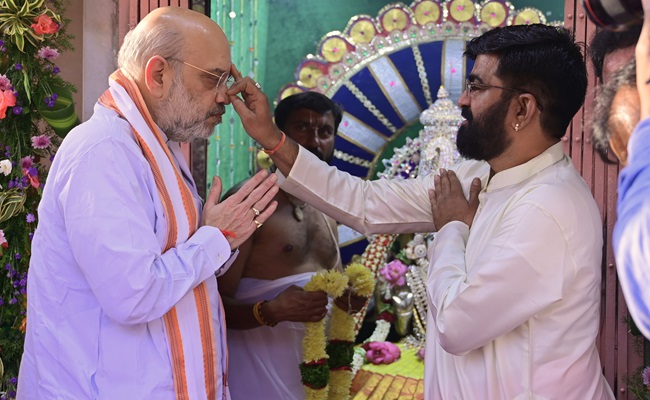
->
xmin=300 ymin=264 xmax=374 ymax=400
xmin=374 ymin=234 xmax=429 ymax=324
xmin=0 ymin=1 xmax=77 ymax=398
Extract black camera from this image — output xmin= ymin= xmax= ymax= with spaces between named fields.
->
xmin=583 ymin=0 xmax=643 ymax=30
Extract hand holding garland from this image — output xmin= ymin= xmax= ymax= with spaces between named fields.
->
xmin=300 ymin=265 xmax=374 ymax=400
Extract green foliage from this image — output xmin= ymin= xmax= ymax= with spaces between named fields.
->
xmin=326 ymin=340 xmax=354 ymax=370
xmin=0 ymin=1 xmax=76 ymax=398
xmin=299 ymin=360 xmax=329 ymax=389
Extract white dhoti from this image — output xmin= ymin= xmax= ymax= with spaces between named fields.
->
xmin=227 ymin=272 xmax=316 ymax=400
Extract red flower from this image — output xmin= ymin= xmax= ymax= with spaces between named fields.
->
xmin=0 ymin=89 xmax=16 ymax=119
xmin=377 ymin=311 xmax=395 ymax=323
xmin=31 ymin=14 xmax=59 ymax=35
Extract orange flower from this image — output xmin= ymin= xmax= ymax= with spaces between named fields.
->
xmin=0 ymin=89 xmax=17 ymax=119
xmin=31 ymin=14 xmax=59 ymax=35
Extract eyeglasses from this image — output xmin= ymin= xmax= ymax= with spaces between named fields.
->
xmin=465 ymin=79 xmax=543 ymax=111
xmin=167 ymin=57 xmax=235 ymax=90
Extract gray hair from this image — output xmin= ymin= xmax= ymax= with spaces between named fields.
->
xmin=591 ymin=57 xmax=636 ymax=163
xmin=117 ymin=22 xmax=186 ymax=79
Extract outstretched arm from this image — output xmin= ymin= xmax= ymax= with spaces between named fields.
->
xmin=614 ymin=5 xmax=650 ymax=339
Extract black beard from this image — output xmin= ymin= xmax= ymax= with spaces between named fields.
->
xmin=456 ymin=97 xmax=512 ymax=161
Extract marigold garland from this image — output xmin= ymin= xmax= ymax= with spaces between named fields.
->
xmin=301 ymin=264 xmax=374 ymax=400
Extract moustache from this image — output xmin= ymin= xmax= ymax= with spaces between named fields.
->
xmin=461 ymin=107 xmax=472 ymax=122
xmin=212 ymin=105 xmax=226 ymax=116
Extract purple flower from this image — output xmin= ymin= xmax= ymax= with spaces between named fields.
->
xmin=4 ymin=263 xmax=10 ymax=270
xmin=9 ymin=377 xmax=17 ymax=385
xmin=14 ymin=63 xmax=22 ymax=70
xmin=14 ymin=253 xmax=21 ymax=260
xmin=28 ymin=166 xmax=38 ymax=177
xmin=53 ymin=66 xmax=60 ymax=74
xmin=643 ymin=366 xmax=650 ymax=386
xmin=9 ymin=298 xmax=17 ymax=304
xmin=12 ymin=106 xmax=22 ymax=115
xmin=29 ymin=232 xmax=34 ymax=241
xmin=21 ymin=155 xmax=33 ymax=170
xmin=380 ymin=259 xmax=408 ymax=287
xmin=0 ymin=40 xmax=3 ymax=46
xmin=31 ymin=134 xmax=51 ymax=149
xmin=0 ymin=297 xmax=4 ymax=306
xmin=44 ymin=96 xmax=56 ymax=108
xmin=26 ymin=213 xmax=36 ymax=223
xmin=37 ymin=46 xmax=60 ymax=61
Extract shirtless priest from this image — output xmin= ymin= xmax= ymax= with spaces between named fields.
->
xmin=219 ymin=92 xmax=366 ymax=400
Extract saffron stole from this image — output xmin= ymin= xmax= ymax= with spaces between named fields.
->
xmin=99 ymin=70 xmax=219 ymax=400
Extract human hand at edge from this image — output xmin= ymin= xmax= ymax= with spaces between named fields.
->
xmin=201 ymin=169 xmax=279 ymax=249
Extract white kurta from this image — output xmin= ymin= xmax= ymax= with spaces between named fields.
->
xmin=18 ymin=104 xmax=234 ymax=399
xmin=279 ymin=143 xmax=613 ymax=400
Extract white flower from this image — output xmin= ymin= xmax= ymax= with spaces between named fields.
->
xmin=414 ymin=244 xmax=428 ymax=258
xmin=413 ymin=233 xmax=425 ymax=244
xmin=0 ymin=159 xmax=12 ymax=176
xmin=405 ymin=247 xmax=416 ymax=260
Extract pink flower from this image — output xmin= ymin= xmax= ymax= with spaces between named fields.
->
xmin=0 ymin=74 xmax=11 ymax=91
xmin=0 ymin=229 xmax=7 ymax=249
xmin=362 ymin=341 xmax=401 ymax=365
xmin=643 ymin=366 xmax=650 ymax=386
xmin=37 ymin=46 xmax=60 ymax=61
xmin=21 ymin=156 xmax=33 ymax=170
xmin=31 ymin=134 xmax=51 ymax=149
xmin=380 ymin=259 xmax=408 ymax=287
xmin=416 ymin=347 xmax=425 ymax=361
xmin=23 ymin=168 xmax=40 ymax=188
xmin=0 ymin=89 xmax=17 ymax=119
xmin=31 ymin=14 xmax=59 ymax=35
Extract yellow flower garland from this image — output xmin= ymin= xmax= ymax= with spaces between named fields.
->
xmin=301 ymin=265 xmax=375 ymax=400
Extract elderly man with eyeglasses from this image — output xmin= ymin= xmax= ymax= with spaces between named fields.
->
xmin=17 ymin=7 xmax=279 ymax=400
xmin=232 ymin=24 xmax=614 ymax=400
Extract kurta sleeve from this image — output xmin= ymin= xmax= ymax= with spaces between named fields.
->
xmin=279 ymin=147 xmax=488 ymax=235
xmin=426 ymin=202 xmax=571 ymax=355
xmin=58 ymin=137 xmax=233 ymax=325
xmin=614 ymin=117 xmax=650 ymax=339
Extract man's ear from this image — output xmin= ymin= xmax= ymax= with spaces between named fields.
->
xmin=144 ymin=55 xmax=172 ymax=99
xmin=509 ymin=93 xmax=538 ymax=132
